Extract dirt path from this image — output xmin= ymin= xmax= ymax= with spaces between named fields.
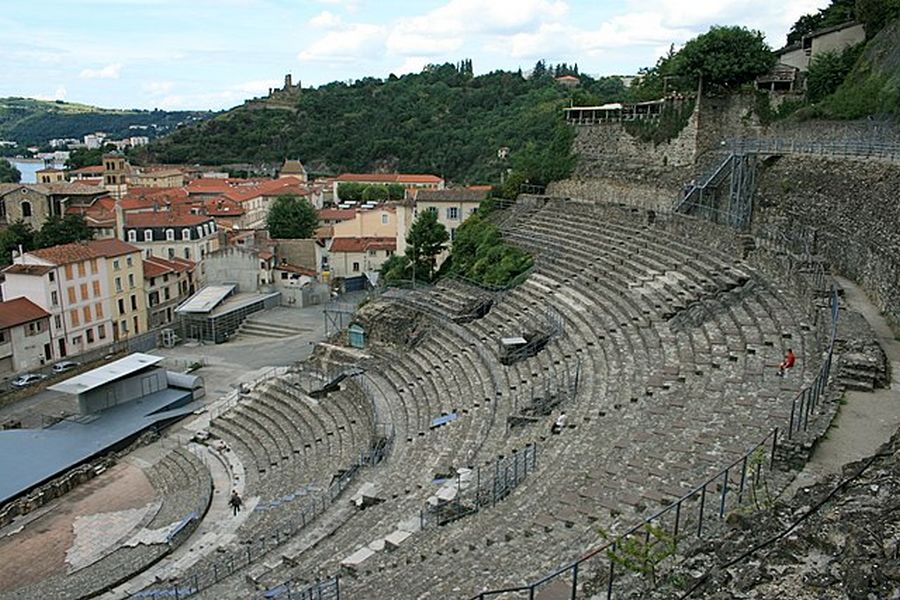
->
xmin=0 ymin=464 xmax=154 ymax=592
xmin=785 ymin=276 xmax=900 ymax=494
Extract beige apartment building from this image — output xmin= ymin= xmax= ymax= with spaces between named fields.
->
xmin=2 ymin=239 xmax=147 ymax=359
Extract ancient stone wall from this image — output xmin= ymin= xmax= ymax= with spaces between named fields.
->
xmin=753 ymin=155 xmax=900 ymax=332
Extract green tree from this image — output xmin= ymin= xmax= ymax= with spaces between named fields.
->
xmin=0 ymin=159 xmax=21 ymax=183
xmin=266 ymin=194 xmax=318 ymax=238
xmin=362 ymin=184 xmax=389 ymax=202
xmin=856 ymin=0 xmax=900 ymax=37
xmin=65 ymin=147 xmax=104 ymax=170
xmin=380 ymin=254 xmax=411 ymax=284
xmin=807 ymin=44 xmax=865 ymax=102
xmin=787 ymin=0 xmax=857 ymax=44
xmin=405 ymin=209 xmax=449 ymax=282
xmin=34 ymin=214 xmax=94 ymax=248
xmin=671 ymin=26 xmax=775 ymax=89
xmin=0 ymin=221 xmax=35 ymax=265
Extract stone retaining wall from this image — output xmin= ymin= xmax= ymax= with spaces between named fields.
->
xmin=753 ymin=155 xmax=900 ymax=333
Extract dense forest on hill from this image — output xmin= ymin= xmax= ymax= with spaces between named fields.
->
xmin=146 ymin=62 xmax=626 ymax=185
xmin=0 ymin=97 xmax=212 ymax=146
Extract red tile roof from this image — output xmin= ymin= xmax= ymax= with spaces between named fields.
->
xmin=204 ymin=196 xmax=244 ymax=216
xmin=30 ymin=239 xmax=139 ymax=265
xmin=223 ymin=177 xmax=309 ymax=203
xmin=330 ymin=237 xmax=396 ymax=253
xmin=70 ymin=165 xmax=105 ymax=174
xmin=120 ymin=187 xmax=191 ymax=211
xmin=318 ymin=208 xmax=357 ymax=221
xmin=275 ymin=263 xmax=316 ymax=276
xmin=143 ymin=256 xmax=195 ymax=278
xmin=335 ymin=173 xmax=443 ymax=184
xmin=125 ymin=211 xmax=213 ymax=228
xmin=0 ymin=297 xmax=50 ymax=329
xmin=2 ymin=263 xmax=53 ymax=276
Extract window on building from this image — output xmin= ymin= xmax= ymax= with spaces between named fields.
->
xmin=86 ymin=328 xmax=94 ymax=343
xmin=368 ymin=249 xmax=376 ymax=256
xmin=98 ymin=324 xmax=106 ymax=339
xmin=67 ymin=287 xmax=76 ymax=304
xmin=77 ymin=262 xmax=86 ymax=277
xmin=450 ymin=227 xmax=457 ymax=241
xmin=446 ymin=207 xmax=459 ymax=220
xmin=92 ymin=281 xmax=101 ymax=297
xmin=145 ymin=249 xmax=152 ymax=258
xmin=48 ymin=271 xmax=55 ymax=282
xmin=72 ymin=335 xmax=82 ymax=346
xmin=113 ymin=259 xmax=120 ymax=271
xmin=381 ymin=213 xmax=389 ymax=224
xmin=64 ymin=264 xmax=73 ymax=280
xmin=126 ymin=256 xmax=132 ymax=267
xmin=121 ymin=319 xmax=129 ymax=333
xmin=80 ymin=283 xmax=88 ymax=300
xmin=149 ymin=291 xmax=159 ymax=306
xmin=182 ymin=228 xmax=190 ymax=240
xmin=133 ymin=316 xmax=139 ymax=334
xmin=54 ymin=314 xmax=62 ymax=329
xmin=115 ymin=277 xmax=122 ymax=292
xmin=118 ymin=298 xmax=125 ymax=315
xmin=164 ymin=287 xmax=171 ymax=300
xmin=166 ymin=229 xmax=175 ymax=241
xmin=130 ymin=294 xmax=137 ymax=310
xmin=51 ymin=290 xmax=59 ymax=306
xmin=0 ymin=330 xmax=7 ymax=344
xmin=144 ymin=229 xmax=153 ymax=242
xmin=352 ymin=262 xmax=360 ymax=272
xmin=128 ymin=273 xmax=135 ymax=288
xmin=21 ymin=200 xmax=32 ymax=217
xmin=184 ymin=248 xmax=191 ymax=259
xmin=128 ymin=230 xmax=137 ymax=243
xmin=83 ymin=305 xmax=91 ymax=323
xmin=90 ymin=259 xmax=98 ymax=274
xmin=427 ymin=206 xmax=438 ymax=214
xmin=196 ymin=226 xmax=203 ymax=238
xmin=26 ymin=321 xmax=43 ymax=336
xmin=168 ymin=248 xmax=175 ymax=260
xmin=468 ymin=207 xmax=477 ymax=216
xmin=70 ymin=310 xmax=79 ymax=326
xmin=95 ymin=302 xmax=103 ymax=318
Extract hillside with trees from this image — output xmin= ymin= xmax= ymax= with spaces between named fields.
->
xmin=0 ymin=97 xmax=212 ymax=146
xmin=147 ymin=62 xmax=626 ymax=186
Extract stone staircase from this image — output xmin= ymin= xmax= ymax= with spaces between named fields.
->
xmin=236 ymin=317 xmax=308 ymax=339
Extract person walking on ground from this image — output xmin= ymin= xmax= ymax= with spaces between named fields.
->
xmin=551 ymin=411 xmax=567 ymax=435
xmin=778 ymin=348 xmax=796 ymax=377
xmin=229 ymin=490 xmax=243 ymax=516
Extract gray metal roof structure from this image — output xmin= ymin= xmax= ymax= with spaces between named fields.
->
xmin=175 ymin=285 xmax=236 ymax=314
xmin=0 ymin=387 xmax=197 ymax=504
xmin=49 ymin=353 xmax=164 ymax=395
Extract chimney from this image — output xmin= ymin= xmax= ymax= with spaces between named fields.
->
xmin=114 ymin=199 xmax=125 ymax=241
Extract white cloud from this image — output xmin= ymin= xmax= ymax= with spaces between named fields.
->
xmin=36 ymin=85 xmax=67 ymax=101
xmin=298 ymin=23 xmax=385 ymax=63
xmin=232 ymin=79 xmax=281 ymax=94
xmin=79 ymin=63 xmax=122 ymax=79
xmin=310 ymin=10 xmax=343 ymax=29
xmin=142 ymin=80 xmax=174 ymax=95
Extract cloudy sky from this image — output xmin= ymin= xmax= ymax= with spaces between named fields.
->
xmin=1 ymin=0 xmax=826 ymax=111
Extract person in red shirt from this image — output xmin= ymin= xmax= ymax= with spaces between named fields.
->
xmin=778 ymin=348 xmax=796 ymax=377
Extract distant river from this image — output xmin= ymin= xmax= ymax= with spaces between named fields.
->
xmin=8 ymin=158 xmax=66 ymax=184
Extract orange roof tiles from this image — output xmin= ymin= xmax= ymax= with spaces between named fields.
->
xmin=0 ymin=297 xmax=50 ymax=329
xmin=125 ymin=212 xmax=213 ymax=228
xmin=30 ymin=239 xmax=139 ymax=265
xmin=335 ymin=173 xmax=443 ymax=184
xmin=142 ymin=256 xmax=195 ymax=278
xmin=330 ymin=237 xmax=396 ymax=253
xmin=318 ymin=208 xmax=357 ymax=221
